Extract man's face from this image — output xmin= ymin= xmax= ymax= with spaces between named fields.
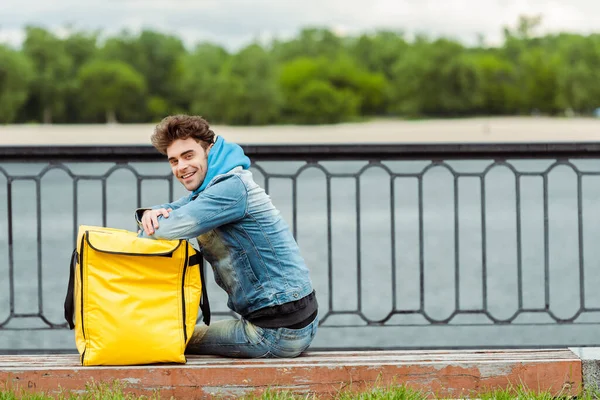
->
xmin=167 ymin=138 xmax=212 ymax=192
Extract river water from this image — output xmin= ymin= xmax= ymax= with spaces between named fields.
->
xmin=2 ymin=157 xmax=600 ymax=351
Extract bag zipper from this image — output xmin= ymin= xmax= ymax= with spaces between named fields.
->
xmin=181 ymin=242 xmax=188 ymax=344
xmin=79 ymin=233 xmax=86 ymax=365
xmin=85 ymin=234 xmax=180 ymax=256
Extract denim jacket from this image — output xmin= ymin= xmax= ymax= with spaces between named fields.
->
xmin=136 ymin=166 xmax=314 ymax=317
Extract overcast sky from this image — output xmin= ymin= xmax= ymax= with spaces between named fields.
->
xmin=0 ymin=0 xmax=598 ymax=50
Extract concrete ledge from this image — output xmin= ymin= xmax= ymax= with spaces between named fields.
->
xmin=0 ymin=349 xmax=582 ymax=399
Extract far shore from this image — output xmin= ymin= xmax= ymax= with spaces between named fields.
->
xmin=2 ymin=117 xmax=600 ymax=146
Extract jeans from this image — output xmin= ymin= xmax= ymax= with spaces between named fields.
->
xmin=185 ymin=315 xmax=319 ymax=358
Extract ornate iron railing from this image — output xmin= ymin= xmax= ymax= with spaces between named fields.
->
xmin=2 ymin=142 xmax=600 ymax=353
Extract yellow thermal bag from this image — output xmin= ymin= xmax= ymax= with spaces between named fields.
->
xmin=63 ymin=225 xmax=210 ymax=366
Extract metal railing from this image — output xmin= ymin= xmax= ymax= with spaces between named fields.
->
xmin=2 ymin=142 xmax=600 ymax=352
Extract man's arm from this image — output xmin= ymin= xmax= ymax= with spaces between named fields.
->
xmin=134 ymin=195 xmax=191 ymax=228
xmin=138 ymin=175 xmax=248 ymax=240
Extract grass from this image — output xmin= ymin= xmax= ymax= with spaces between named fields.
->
xmin=251 ymin=384 xmax=600 ymax=400
xmin=2 ymin=380 xmax=600 ymax=400
xmin=0 ymin=381 xmax=160 ymax=400
xmin=476 ymin=384 xmax=600 ymax=400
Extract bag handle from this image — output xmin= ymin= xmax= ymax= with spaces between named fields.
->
xmin=189 ymin=252 xmax=211 ymax=326
xmin=63 ymin=249 xmax=77 ymax=330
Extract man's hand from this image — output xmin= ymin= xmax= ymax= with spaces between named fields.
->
xmin=141 ymin=208 xmax=172 ymax=236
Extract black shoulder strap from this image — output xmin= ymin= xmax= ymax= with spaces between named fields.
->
xmin=63 ymin=249 xmax=77 ymax=330
xmin=189 ymin=252 xmax=211 ymax=326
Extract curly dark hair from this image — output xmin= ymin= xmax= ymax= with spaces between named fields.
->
xmin=151 ymin=115 xmax=216 ymax=155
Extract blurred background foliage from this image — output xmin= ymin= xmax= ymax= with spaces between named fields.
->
xmin=1 ymin=15 xmax=599 ymax=125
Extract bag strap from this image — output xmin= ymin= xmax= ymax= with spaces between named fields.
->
xmin=63 ymin=249 xmax=77 ymax=330
xmin=189 ymin=252 xmax=211 ymax=326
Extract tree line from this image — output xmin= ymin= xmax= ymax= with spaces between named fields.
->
xmin=1 ymin=16 xmax=599 ymax=125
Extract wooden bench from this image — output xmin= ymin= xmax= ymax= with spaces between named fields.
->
xmin=0 ymin=349 xmax=582 ymax=398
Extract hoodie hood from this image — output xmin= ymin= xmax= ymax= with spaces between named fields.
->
xmin=191 ymin=136 xmax=251 ymax=196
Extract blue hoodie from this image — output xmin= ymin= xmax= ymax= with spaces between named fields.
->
xmin=191 ymin=135 xmax=251 ymax=197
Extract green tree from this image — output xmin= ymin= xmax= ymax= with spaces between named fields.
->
xmin=173 ymin=43 xmax=229 ymax=123
xmin=472 ymin=52 xmax=520 ymax=114
xmin=351 ymin=30 xmax=408 ymax=80
xmin=176 ymin=43 xmax=230 ymax=112
xmin=325 ymin=56 xmax=387 ymax=115
xmin=290 ymin=80 xmax=359 ymax=124
xmin=21 ymin=26 xmax=73 ymax=123
xmin=77 ymin=60 xmax=146 ymax=123
xmin=100 ymin=30 xmax=186 ymax=119
xmin=272 ymin=28 xmax=346 ymax=62
xmin=6 ymin=17 xmax=600 ymax=125
xmin=553 ymin=34 xmax=600 ymax=113
xmin=0 ymin=45 xmax=34 ymax=123
xmin=63 ymin=30 xmax=99 ymax=71
xmin=279 ymin=57 xmax=362 ymax=123
xmin=188 ymin=44 xmax=283 ymax=125
xmin=62 ymin=29 xmax=100 ymax=123
xmin=517 ymin=47 xmax=560 ymax=114
xmin=389 ymin=38 xmax=482 ymax=117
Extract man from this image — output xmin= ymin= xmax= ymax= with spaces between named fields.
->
xmin=135 ymin=115 xmax=318 ymax=358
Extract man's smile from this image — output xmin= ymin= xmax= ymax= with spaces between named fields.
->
xmin=181 ymin=171 xmax=196 ymax=180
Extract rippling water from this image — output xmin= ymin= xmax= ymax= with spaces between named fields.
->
xmin=2 ymin=158 xmax=600 ymax=351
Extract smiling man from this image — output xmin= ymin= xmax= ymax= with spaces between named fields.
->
xmin=135 ymin=114 xmax=318 ymax=358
